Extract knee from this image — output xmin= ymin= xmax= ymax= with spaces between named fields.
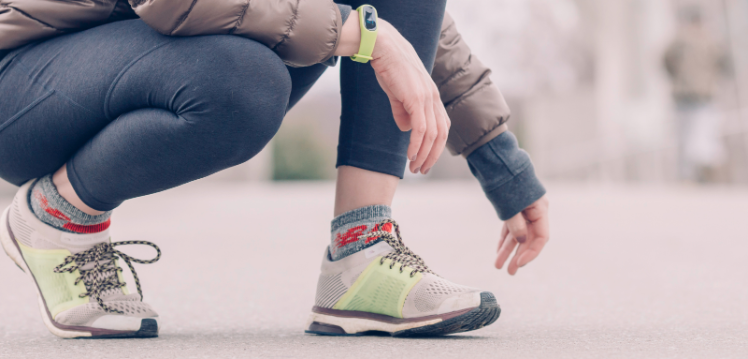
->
xmin=177 ymin=36 xmax=292 ymax=163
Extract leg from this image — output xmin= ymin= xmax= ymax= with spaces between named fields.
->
xmin=334 ymin=165 xmax=398 ymax=216
xmin=0 ymin=19 xmax=327 ymax=339
xmin=50 ymin=61 xmax=328 ymax=217
xmin=309 ymin=4 xmax=500 ymax=329
xmin=336 ymin=0 xmax=447 ymax=179
xmin=0 ymin=19 xmax=328 ymax=211
xmin=334 ymin=0 xmax=447 ymax=216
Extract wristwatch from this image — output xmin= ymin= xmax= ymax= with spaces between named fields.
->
xmin=350 ymin=5 xmax=378 ymax=63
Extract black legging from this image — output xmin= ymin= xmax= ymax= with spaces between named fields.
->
xmin=0 ymin=0 xmax=446 ymax=211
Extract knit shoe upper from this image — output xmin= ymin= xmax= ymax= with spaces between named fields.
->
xmin=0 ymin=181 xmax=160 ymax=338
xmin=306 ymin=220 xmax=500 ymax=336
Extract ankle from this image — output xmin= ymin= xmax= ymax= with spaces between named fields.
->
xmin=52 ymin=166 xmax=104 ymax=216
xmin=330 ymin=204 xmax=392 ymax=261
xmin=29 ymin=175 xmax=112 ymax=234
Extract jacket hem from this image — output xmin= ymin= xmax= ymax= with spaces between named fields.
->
xmin=458 ymin=123 xmax=508 ymax=158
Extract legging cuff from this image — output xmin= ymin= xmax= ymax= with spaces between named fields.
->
xmin=336 ymin=144 xmax=408 ymax=179
xmin=66 ymin=161 xmax=122 ymax=212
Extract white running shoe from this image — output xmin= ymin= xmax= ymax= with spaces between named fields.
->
xmin=0 ymin=181 xmax=161 ymax=338
xmin=306 ymin=220 xmax=500 ymax=336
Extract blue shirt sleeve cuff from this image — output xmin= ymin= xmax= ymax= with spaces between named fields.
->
xmin=467 ymin=131 xmax=546 ymax=220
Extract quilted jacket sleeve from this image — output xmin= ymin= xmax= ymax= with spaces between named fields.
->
xmin=130 ymin=0 xmax=344 ymax=67
xmin=433 ymin=12 xmax=511 ymax=157
xmin=0 ymin=0 xmax=121 ymax=50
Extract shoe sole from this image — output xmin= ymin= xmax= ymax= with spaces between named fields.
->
xmin=1 ymin=207 xmax=158 ymax=339
xmin=305 ymin=292 xmax=500 ymax=337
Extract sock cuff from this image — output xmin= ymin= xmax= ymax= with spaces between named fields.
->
xmin=331 ymin=205 xmax=391 ymax=232
xmin=31 ymin=175 xmax=112 ymax=225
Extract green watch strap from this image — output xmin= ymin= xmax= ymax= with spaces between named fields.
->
xmin=351 ymin=5 xmax=378 ymax=64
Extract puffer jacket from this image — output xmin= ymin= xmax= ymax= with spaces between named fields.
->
xmin=434 ymin=13 xmax=509 ymax=156
xmin=0 ymin=1 xmax=508 ymax=156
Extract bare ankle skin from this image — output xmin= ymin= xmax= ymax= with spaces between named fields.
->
xmin=52 ymin=166 xmax=106 ymax=216
xmin=334 ymin=166 xmax=399 ymax=217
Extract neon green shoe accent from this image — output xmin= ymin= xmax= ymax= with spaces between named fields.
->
xmin=333 ymin=257 xmax=422 ymax=318
xmin=18 ymin=243 xmax=88 ymax=318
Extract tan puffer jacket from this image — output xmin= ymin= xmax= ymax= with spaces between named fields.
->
xmin=0 ymin=1 xmax=508 ymax=156
xmin=434 ymin=13 xmax=509 ymax=156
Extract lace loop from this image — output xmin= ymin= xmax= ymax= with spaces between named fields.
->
xmin=360 ymin=219 xmax=434 ymax=277
xmin=53 ymin=241 xmax=161 ymax=314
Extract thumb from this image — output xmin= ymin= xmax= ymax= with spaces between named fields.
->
xmin=505 ymin=212 xmax=528 ymax=244
xmin=389 ymin=97 xmax=412 ymax=132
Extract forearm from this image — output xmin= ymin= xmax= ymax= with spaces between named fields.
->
xmin=334 ymin=6 xmax=360 ymax=57
xmin=467 ymin=131 xmax=546 ymax=220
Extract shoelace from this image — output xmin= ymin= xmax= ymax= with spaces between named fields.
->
xmin=360 ymin=219 xmax=434 ymax=277
xmin=53 ymin=241 xmax=161 ymax=314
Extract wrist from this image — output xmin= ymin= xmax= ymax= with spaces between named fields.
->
xmin=370 ymin=20 xmax=393 ymax=61
xmin=335 ymin=11 xmax=361 ymax=57
xmin=335 ymin=15 xmax=393 ymax=61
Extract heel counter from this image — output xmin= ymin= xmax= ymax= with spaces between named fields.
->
xmin=313 ymin=273 xmax=348 ymax=309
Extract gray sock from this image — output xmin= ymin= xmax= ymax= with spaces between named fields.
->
xmin=330 ymin=205 xmax=392 ymax=261
xmin=29 ymin=175 xmax=112 ymax=234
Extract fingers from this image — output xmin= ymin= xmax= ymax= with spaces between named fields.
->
xmin=496 ymin=213 xmax=527 ymax=270
xmin=515 ymin=200 xmax=550 ymax=268
xmin=498 ymin=223 xmax=509 ymax=252
xmin=516 ymin=214 xmax=549 ymax=268
xmin=405 ymin=91 xmax=427 ymax=164
xmin=418 ymin=94 xmax=449 ymax=174
xmin=410 ymin=94 xmax=437 ymax=173
xmin=495 ymin=229 xmax=517 ymax=270
xmin=506 ymin=196 xmax=550 ymax=275
xmin=505 ymin=212 xmax=529 ymax=244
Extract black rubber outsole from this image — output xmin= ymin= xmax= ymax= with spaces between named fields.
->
xmin=306 ymin=292 xmax=501 ymax=337
xmin=86 ymin=319 xmax=159 ymax=339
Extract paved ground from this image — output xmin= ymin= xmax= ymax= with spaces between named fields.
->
xmin=1 ymin=181 xmax=746 ymax=358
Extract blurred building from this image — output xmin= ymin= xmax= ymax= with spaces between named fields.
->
xmin=2 ymin=0 xmax=747 ymax=192
xmin=258 ymin=0 xmax=748 ymax=184
xmin=446 ymin=0 xmax=748 ymax=184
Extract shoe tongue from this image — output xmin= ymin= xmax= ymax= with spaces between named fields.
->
xmin=363 ymin=240 xmax=395 ymax=258
xmin=58 ymin=230 xmax=111 ymax=254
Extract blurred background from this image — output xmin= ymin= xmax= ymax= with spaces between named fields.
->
xmin=207 ymin=0 xmax=748 ymax=185
xmin=1 ymin=0 xmax=747 ymax=190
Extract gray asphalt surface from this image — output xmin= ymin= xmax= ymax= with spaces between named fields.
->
xmin=1 ymin=181 xmax=746 ymax=358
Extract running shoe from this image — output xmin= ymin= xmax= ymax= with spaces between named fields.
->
xmin=306 ymin=220 xmax=500 ymax=337
xmin=0 ymin=181 xmax=161 ymax=338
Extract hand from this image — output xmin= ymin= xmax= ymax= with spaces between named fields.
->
xmin=335 ymin=16 xmax=449 ymax=175
xmin=369 ymin=20 xmax=450 ymax=174
xmin=495 ymin=196 xmax=550 ymax=275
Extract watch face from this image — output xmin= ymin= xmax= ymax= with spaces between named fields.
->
xmin=362 ymin=6 xmax=377 ymax=31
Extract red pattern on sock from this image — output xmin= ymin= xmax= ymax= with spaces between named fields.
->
xmin=334 ymin=222 xmax=394 ymax=251
xmin=334 ymin=225 xmax=367 ymax=250
xmin=36 ymin=193 xmax=72 ymax=221
xmin=35 ymin=193 xmax=108 ymax=234
xmin=364 ymin=222 xmax=392 ymax=244
xmin=63 ymin=219 xmax=111 ymax=234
